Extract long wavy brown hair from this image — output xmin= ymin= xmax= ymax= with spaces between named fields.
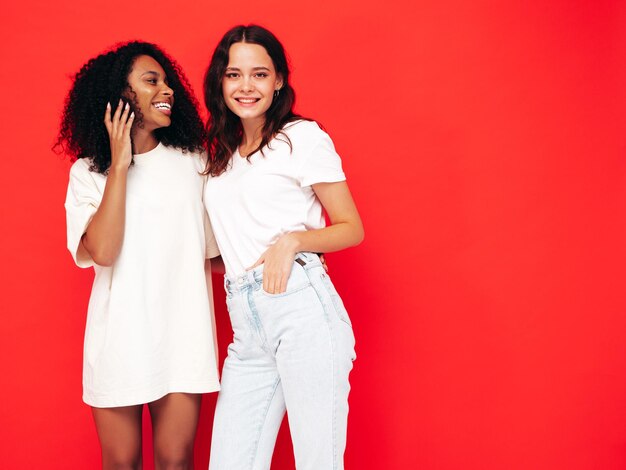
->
xmin=203 ymin=25 xmax=310 ymax=176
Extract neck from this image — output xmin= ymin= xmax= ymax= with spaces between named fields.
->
xmin=132 ymin=129 xmax=159 ymax=154
xmin=240 ymin=117 xmax=265 ymax=150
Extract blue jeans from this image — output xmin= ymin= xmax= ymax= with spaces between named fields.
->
xmin=209 ymin=252 xmax=356 ymax=470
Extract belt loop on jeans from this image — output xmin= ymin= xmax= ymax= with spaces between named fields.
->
xmin=295 ymin=252 xmax=321 ymax=268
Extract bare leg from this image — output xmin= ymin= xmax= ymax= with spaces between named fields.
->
xmin=148 ymin=393 xmax=202 ymax=470
xmin=92 ymin=405 xmax=143 ymax=470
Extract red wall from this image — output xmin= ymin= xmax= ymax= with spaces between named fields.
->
xmin=1 ymin=1 xmax=625 ymax=468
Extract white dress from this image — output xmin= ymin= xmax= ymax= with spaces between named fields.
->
xmin=65 ymin=143 xmax=220 ymax=407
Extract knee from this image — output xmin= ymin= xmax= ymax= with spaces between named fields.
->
xmin=155 ymin=446 xmax=193 ymax=470
xmin=155 ymin=458 xmax=192 ymax=470
xmin=103 ymin=457 xmax=141 ymax=470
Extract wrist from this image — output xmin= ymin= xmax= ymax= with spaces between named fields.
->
xmin=284 ymin=232 xmax=303 ymax=252
xmin=108 ymin=163 xmax=129 ymax=176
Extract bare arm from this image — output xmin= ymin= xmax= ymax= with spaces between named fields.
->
xmin=80 ymin=101 xmax=134 ymax=266
xmin=289 ymin=181 xmax=364 ymax=252
xmin=249 ymin=181 xmax=364 ymax=293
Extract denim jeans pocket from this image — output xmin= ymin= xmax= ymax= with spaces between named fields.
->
xmin=259 ymin=282 xmax=311 ymax=298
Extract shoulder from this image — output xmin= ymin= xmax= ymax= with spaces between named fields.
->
xmin=67 ymin=157 xmax=105 ymax=199
xmin=190 ymin=149 xmax=209 ymax=172
xmin=161 ymin=143 xmax=205 ymax=160
xmin=282 ymin=119 xmax=330 ymax=144
xmin=69 ymin=157 xmax=98 ymax=180
xmin=161 ymin=144 xmax=208 ymax=173
xmin=175 ymin=149 xmax=208 ymax=172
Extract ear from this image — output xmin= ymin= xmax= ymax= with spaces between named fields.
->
xmin=275 ymin=74 xmax=284 ymax=91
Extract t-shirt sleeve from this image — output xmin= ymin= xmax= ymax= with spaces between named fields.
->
xmin=298 ymin=131 xmax=346 ymax=187
xmin=204 ymin=212 xmax=220 ymax=259
xmin=64 ymin=161 xmax=101 ymax=268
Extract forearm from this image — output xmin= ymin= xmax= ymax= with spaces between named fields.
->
xmin=287 ymin=220 xmax=364 ymax=254
xmin=81 ymin=167 xmax=128 ymax=266
xmin=249 ymin=181 xmax=363 ymax=294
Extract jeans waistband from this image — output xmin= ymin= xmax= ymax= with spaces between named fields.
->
xmin=224 ymin=252 xmax=322 ymax=294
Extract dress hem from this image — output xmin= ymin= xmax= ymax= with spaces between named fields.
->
xmin=84 ymin=381 xmax=221 ymax=408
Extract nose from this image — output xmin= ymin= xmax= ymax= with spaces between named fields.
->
xmin=162 ymin=83 xmax=174 ymax=97
xmin=240 ymin=76 xmax=254 ymax=93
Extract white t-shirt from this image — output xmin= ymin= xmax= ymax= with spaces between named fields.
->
xmin=65 ymin=143 xmax=220 ymax=407
xmin=203 ymin=120 xmax=346 ymax=277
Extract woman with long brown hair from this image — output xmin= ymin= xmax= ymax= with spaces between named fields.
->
xmin=203 ymin=25 xmax=364 ymax=469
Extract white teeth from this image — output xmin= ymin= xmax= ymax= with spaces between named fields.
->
xmin=153 ymin=102 xmax=171 ymax=109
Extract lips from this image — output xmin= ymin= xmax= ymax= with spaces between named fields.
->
xmin=152 ymin=101 xmax=172 ymax=116
xmin=235 ymin=97 xmax=260 ymax=106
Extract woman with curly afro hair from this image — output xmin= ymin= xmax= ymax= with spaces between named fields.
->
xmin=56 ymin=41 xmax=220 ymax=470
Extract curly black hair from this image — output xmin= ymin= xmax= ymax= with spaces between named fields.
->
xmin=55 ymin=41 xmax=206 ymax=173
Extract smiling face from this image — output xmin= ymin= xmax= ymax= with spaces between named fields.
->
xmin=222 ymin=42 xmax=283 ymax=127
xmin=125 ymin=54 xmax=174 ymax=132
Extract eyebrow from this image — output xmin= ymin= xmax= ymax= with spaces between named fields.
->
xmin=140 ymin=71 xmax=161 ymax=77
xmin=225 ymin=66 xmax=271 ymax=71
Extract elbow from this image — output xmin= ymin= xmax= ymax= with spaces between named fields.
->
xmin=355 ymin=230 xmax=365 ymax=247
xmin=351 ymin=224 xmax=365 ymax=247
xmin=89 ymin=246 xmax=119 ymax=267
xmin=82 ymin=235 xmax=120 ymax=267
xmin=91 ymin=252 xmax=116 ymax=267
xmin=338 ymin=219 xmax=364 ymax=248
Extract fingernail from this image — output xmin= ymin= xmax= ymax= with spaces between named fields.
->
xmin=130 ymin=112 xmax=135 ymax=118
xmin=119 ymin=99 xmax=123 ymax=105
xmin=106 ymin=102 xmax=111 ymax=109
xmin=125 ymin=102 xmax=129 ymax=109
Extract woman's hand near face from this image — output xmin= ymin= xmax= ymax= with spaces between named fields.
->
xmin=248 ymin=234 xmax=299 ymax=294
xmin=104 ymin=99 xmax=135 ymax=171
xmin=79 ymin=101 xmax=135 ymax=267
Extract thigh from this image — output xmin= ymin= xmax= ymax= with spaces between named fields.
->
xmin=209 ymin=352 xmax=286 ymax=470
xmin=268 ymin=270 xmax=356 ymax=470
xmin=148 ymin=393 xmax=201 ymax=468
xmin=92 ymin=405 xmax=143 ymax=470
